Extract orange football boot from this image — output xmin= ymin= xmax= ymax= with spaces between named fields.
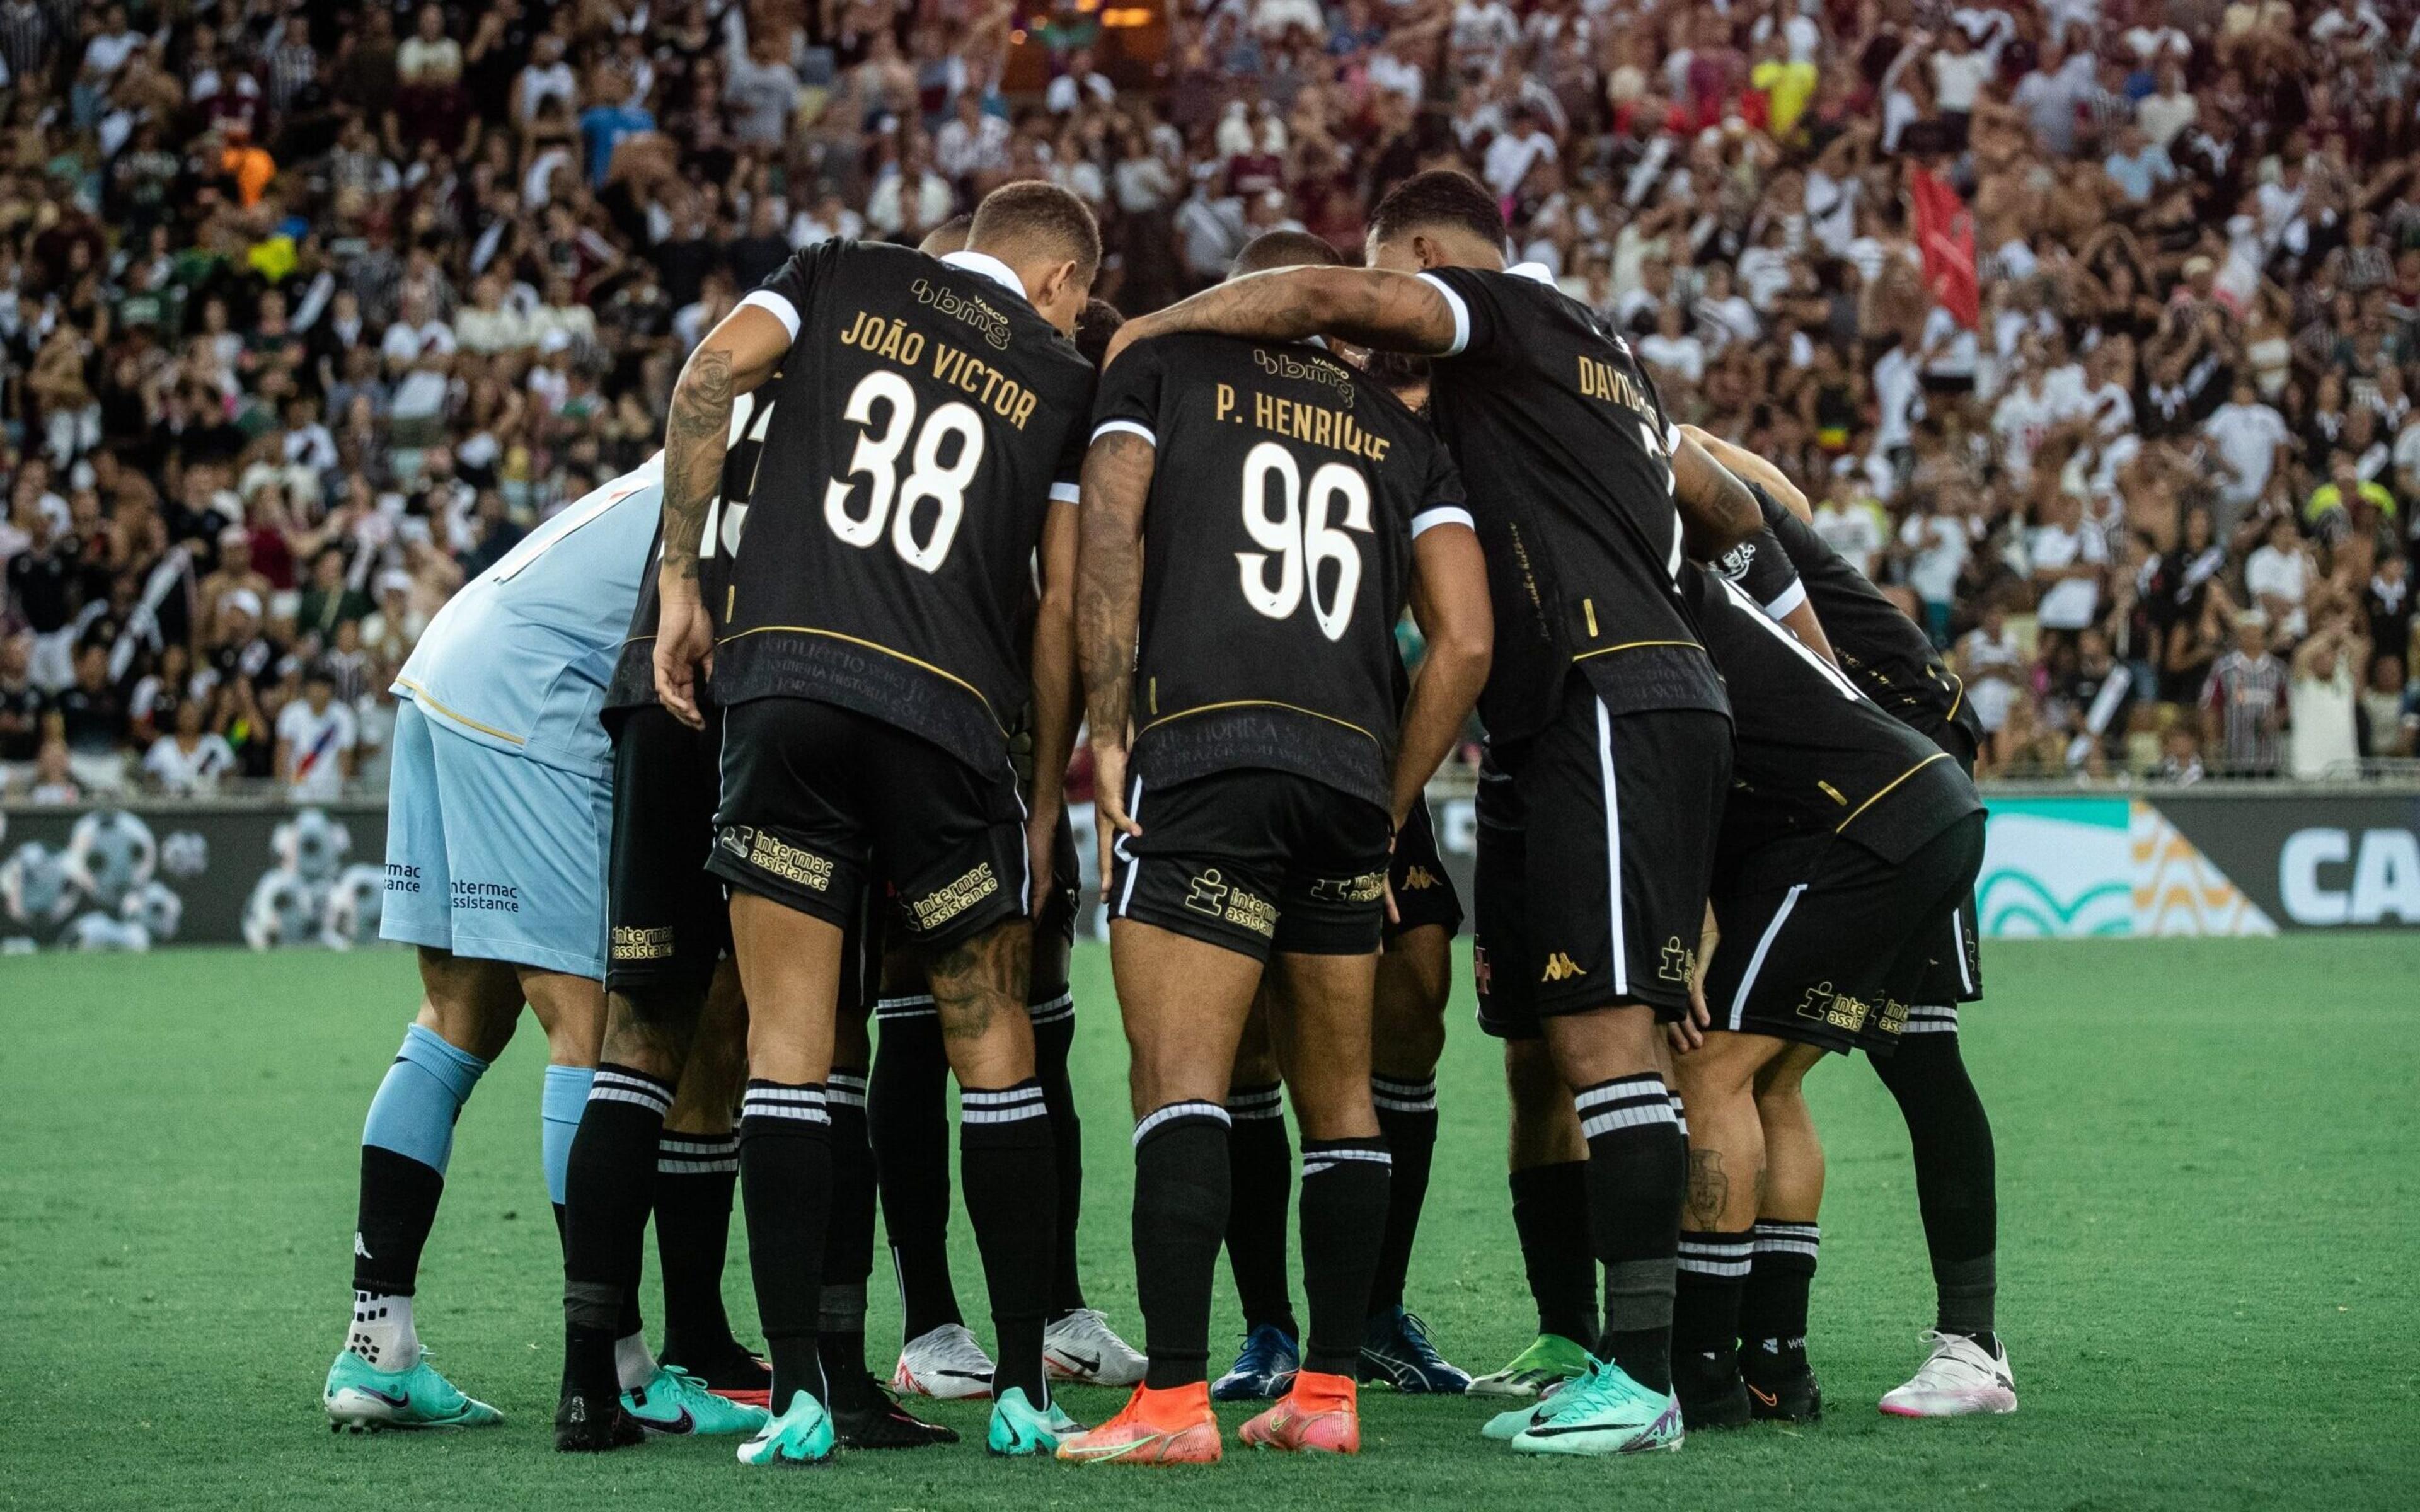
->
xmin=1238 ymin=1370 xmax=1359 ymax=1454
xmin=1054 ymin=1382 xmax=1223 ymax=1465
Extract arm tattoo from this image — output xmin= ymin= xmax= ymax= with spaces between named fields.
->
xmin=1076 ymin=431 xmax=1155 ymax=745
xmin=659 ymin=346 xmax=735 ymax=582
xmin=1132 ymin=268 xmax=1458 ymax=355
xmin=1675 ymin=435 xmax=1766 ymax=559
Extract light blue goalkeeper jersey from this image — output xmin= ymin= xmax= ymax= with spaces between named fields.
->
xmin=393 ymin=457 xmax=663 ymax=778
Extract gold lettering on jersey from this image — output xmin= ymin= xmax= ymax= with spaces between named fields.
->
xmin=838 ymin=310 xmax=928 ymax=368
xmin=1253 ymin=346 xmax=1357 ymax=404
xmin=1577 ymin=353 xmax=1657 ymax=427
xmin=930 ymin=341 xmax=1040 ymax=429
xmin=1215 ymin=384 xmax=1237 ymax=423
xmin=1248 ymin=391 xmax=1392 ymax=464
xmin=911 ymin=277 xmax=1012 ymax=350
xmin=839 ymin=309 xmax=1040 ymax=429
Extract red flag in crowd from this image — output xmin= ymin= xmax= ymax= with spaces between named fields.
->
xmin=1911 ymin=165 xmax=1978 ymax=329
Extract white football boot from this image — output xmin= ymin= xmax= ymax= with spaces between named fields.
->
xmin=1043 ymin=1307 xmax=1148 ymax=1387
xmin=892 ymin=1322 xmax=998 ymax=1400
xmin=1879 ymin=1331 xmax=2017 ymax=1417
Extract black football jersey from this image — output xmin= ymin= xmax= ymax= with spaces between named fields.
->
xmin=1681 ymin=561 xmax=1981 ymax=870
xmin=710 ymin=240 xmax=1097 ymax=770
xmin=1093 ymin=333 xmax=1468 ymax=813
xmin=1717 ymin=484 xmax=1983 ymax=751
xmin=601 ymin=386 xmax=775 ymax=723
xmin=1418 ymin=263 xmax=1728 ymax=740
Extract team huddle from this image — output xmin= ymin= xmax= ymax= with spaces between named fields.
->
xmin=322 ymin=169 xmax=2016 ymax=1469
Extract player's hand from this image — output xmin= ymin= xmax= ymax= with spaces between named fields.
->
xmin=1090 ymin=738 xmax=1139 ymax=905
xmin=1668 ymin=975 xmax=1712 ymax=1055
xmin=654 ymin=576 xmax=713 ymax=730
xmin=1025 ymin=805 xmax=1061 ymax=921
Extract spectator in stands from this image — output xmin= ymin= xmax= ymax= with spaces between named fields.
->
xmin=0 ymin=0 xmax=2412 ymax=799
xmin=2206 ymin=610 xmax=2291 ymax=777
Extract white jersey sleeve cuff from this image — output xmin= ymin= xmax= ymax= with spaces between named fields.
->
xmin=1092 ymin=419 xmax=1156 ymax=447
xmin=1048 ymin=481 xmax=1082 ymax=504
xmin=1761 ymin=577 xmax=1809 ymax=622
xmin=1410 ymin=504 xmax=1477 ymax=538
xmin=735 ymin=289 xmax=801 ymax=341
xmin=1417 ymin=273 xmax=1470 ymax=357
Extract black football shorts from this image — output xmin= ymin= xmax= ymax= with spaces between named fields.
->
xmin=1107 ymin=768 xmax=1393 ymax=963
xmin=1905 ymin=716 xmax=1985 ymax=1013
xmin=1473 ymin=687 xmax=1731 ymax=1037
xmin=1703 ymin=813 xmax=1986 ymax=1057
xmin=712 ymin=696 xmax=1026 ymax=951
xmin=606 ymin=704 xmax=728 ymax=995
xmin=1385 ymin=794 xmax=1464 ymax=942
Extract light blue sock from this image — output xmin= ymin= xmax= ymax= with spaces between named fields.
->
xmin=542 ymin=1064 xmax=595 ymax=1206
xmin=362 ymin=1024 xmax=490 ymax=1173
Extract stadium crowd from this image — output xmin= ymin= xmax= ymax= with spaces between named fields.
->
xmin=3 ymin=0 xmax=2420 ymax=801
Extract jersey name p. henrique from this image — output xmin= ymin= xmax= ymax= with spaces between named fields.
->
xmin=1682 ymin=561 xmax=1982 ymax=876
xmin=1416 ymin=262 xmax=1732 ymax=741
xmin=710 ymin=239 xmax=1097 ymax=771
xmin=1093 ymin=333 xmax=1470 ymax=814
xmin=395 ymin=458 xmax=664 ymax=778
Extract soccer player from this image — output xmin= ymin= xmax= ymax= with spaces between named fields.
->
xmin=1211 ymin=352 xmax=1473 ymax=1403
xmin=873 ymin=295 xmax=1146 ymax=1402
xmin=1055 ymin=230 xmax=1492 ymax=1464
xmin=649 ymin=181 xmax=1102 ymax=1466
xmin=1102 ymin=170 xmax=1792 ymax=1456
xmin=1652 ymin=549 xmax=1986 ymax=1432
xmin=552 ymin=390 xmax=951 ymax=1452
xmin=327 ymin=459 xmax=746 ymax=1435
xmin=1688 ymin=431 xmax=2014 ymax=1418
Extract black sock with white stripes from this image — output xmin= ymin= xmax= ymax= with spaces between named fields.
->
xmin=561 ymin=1065 xmax=672 ymax=1400
xmin=960 ymin=1080 xmax=1056 ymax=1405
xmin=819 ymin=1068 xmax=877 ymax=1411
xmin=1673 ymin=1228 xmax=1754 ymax=1383
xmin=1031 ymin=1007 xmax=1086 ymax=1317
xmin=1298 ymin=1137 xmax=1392 ymax=1377
xmin=739 ymin=1080 xmax=832 ymax=1411
xmin=1575 ymin=1074 xmax=1686 ymax=1393
xmin=1741 ymin=1222 xmax=1818 ymax=1381
xmin=652 ymin=1129 xmax=742 ymax=1369
xmin=1509 ymin=1161 xmax=1600 ymax=1345
xmin=868 ymin=1000 xmax=964 ymax=1341
xmin=1871 ymin=1029 xmax=1999 ymax=1349
xmin=1135 ymin=1101 xmax=1233 ymax=1390
xmin=1368 ymin=1075 xmax=1437 ymax=1316
xmin=1221 ymin=1083 xmax=1298 ymax=1338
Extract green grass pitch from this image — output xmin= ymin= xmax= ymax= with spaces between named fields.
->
xmin=4 ymin=936 xmax=2417 ymax=1509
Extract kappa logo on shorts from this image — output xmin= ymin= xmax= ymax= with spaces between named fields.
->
xmin=1658 ymin=936 xmax=1695 ymax=983
xmin=1184 ymin=869 xmax=1230 ymax=916
xmin=1541 ymin=951 xmax=1588 ymax=983
xmin=1399 ymin=865 xmax=1439 ymax=891
xmin=611 ymin=925 xmax=676 ymax=961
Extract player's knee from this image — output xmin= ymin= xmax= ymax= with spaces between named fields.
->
xmin=412 ymin=949 xmax=524 ymax=1061
xmin=601 ymin=983 xmax=703 ymax=1076
xmin=1372 ymin=939 xmax=1450 ymax=1076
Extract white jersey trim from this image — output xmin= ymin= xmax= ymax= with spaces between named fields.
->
xmin=1417 ymin=272 xmax=1471 ymax=356
xmin=736 ymin=289 xmax=800 ymax=341
xmin=1411 ymin=504 xmax=1477 ymax=538
xmin=1092 ymin=418 xmax=1156 ymax=447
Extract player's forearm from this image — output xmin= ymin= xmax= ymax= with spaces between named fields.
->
xmin=1391 ymin=648 xmax=1485 ymax=830
xmin=1028 ymin=510 xmax=1081 ymax=822
xmin=1673 ymin=432 xmax=1765 ymax=558
xmin=657 ymin=344 xmax=735 ymax=587
xmin=1119 ymin=266 xmax=1455 ymax=358
xmin=1685 ymin=427 xmax=1808 ymax=522
xmin=1076 ymin=433 xmax=1153 ymax=745
xmin=1781 ymin=597 xmax=1838 ymax=666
